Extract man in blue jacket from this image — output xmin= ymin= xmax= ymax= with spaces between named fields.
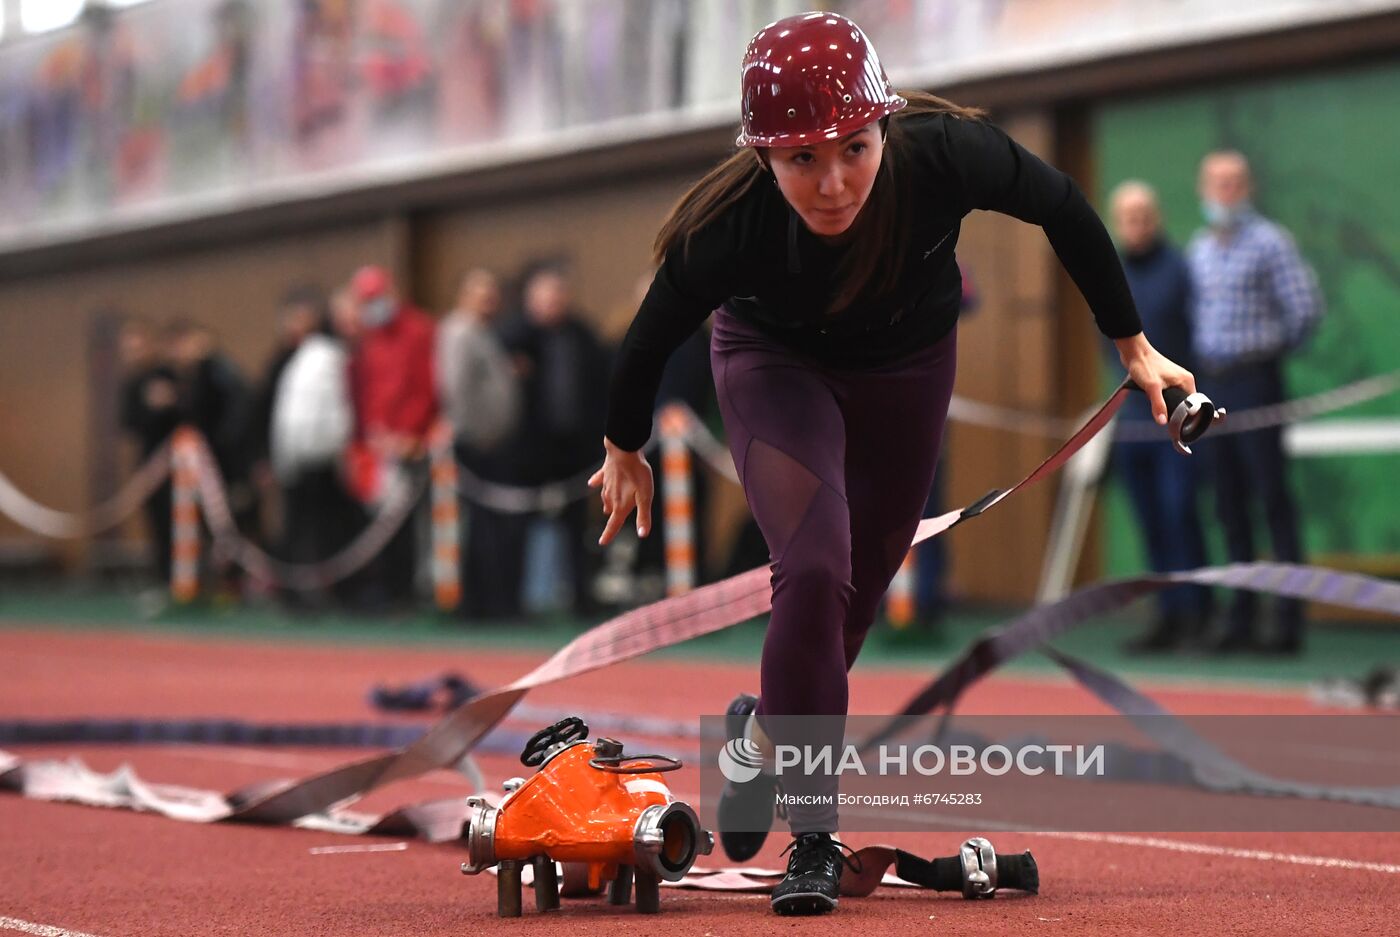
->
xmin=1110 ymin=180 xmax=1212 ymax=652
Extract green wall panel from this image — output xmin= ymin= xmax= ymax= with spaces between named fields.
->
xmin=1094 ymin=61 xmax=1400 ymax=575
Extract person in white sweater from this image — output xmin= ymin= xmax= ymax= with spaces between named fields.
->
xmin=270 ymin=288 xmax=365 ymax=604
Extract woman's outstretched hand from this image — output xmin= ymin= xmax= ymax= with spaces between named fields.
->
xmin=1114 ymin=332 xmax=1197 ymax=425
xmin=589 ymin=437 xmax=655 ymax=546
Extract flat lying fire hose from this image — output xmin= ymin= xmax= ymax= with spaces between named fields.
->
xmin=861 ymin=565 xmax=1400 ymax=810
xmin=218 ymin=379 xmax=1150 ymax=826
xmin=4 ymin=380 xmax=1398 ymax=842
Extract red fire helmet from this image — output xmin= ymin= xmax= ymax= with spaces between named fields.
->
xmin=736 ymin=12 xmax=906 ymax=148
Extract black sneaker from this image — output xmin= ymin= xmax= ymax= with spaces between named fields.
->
xmin=716 ymin=693 xmax=785 ymax=862
xmin=770 ymin=833 xmax=860 ymax=915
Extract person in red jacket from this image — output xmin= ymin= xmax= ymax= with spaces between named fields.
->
xmin=346 ymin=264 xmax=438 ymax=606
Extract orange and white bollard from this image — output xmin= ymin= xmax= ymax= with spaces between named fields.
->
xmin=658 ymin=405 xmax=695 ymax=597
xmin=429 ymin=422 xmax=462 ymax=613
xmin=885 ymin=548 xmax=917 ymax=629
xmin=169 ymin=427 xmax=202 ymax=604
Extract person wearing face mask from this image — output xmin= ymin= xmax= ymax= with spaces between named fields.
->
xmin=1106 ymin=181 xmax=1213 ymax=653
xmin=592 ymin=12 xmax=1193 ymax=916
xmin=345 ymin=264 xmax=439 ymax=606
xmin=1187 ymin=151 xmax=1323 ymax=656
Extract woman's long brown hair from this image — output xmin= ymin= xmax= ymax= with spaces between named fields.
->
xmin=653 ymin=91 xmax=986 ymax=315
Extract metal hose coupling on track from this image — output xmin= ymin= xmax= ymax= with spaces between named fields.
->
xmin=632 ymin=802 xmax=713 ymax=882
xmin=459 ymin=795 xmax=500 ymax=874
xmin=892 ymin=836 xmax=1040 ymax=899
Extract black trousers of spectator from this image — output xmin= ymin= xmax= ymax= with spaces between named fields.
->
xmin=1114 ymin=438 xmax=1213 ymax=622
xmin=1202 ymin=359 xmax=1304 ymax=643
xmin=281 ymin=467 xmax=367 ymax=605
xmin=457 ymin=443 xmax=527 ymax=621
xmin=461 ymin=503 xmax=529 ymax=620
xmin=377 ymin=511 xmax=418 ymax=607
xmin=142 ymin=480 xmax=174 ymax=583
xmin=560 ymin=496 xmax=603 ymax=619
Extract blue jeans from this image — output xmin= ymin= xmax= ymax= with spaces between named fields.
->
xmin=1113 ymin=437 xmax=1212 ymax=621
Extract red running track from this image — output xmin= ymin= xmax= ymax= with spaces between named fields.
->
xmin=1 ymin=627 xmax=1397 ymax=937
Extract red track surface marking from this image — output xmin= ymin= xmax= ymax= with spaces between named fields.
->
xmin=3 ymin=627 xmax=1398 ymax=936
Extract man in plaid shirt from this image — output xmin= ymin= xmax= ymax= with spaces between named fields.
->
xmin=1187 ymin=150 xmax=1324 ymax=655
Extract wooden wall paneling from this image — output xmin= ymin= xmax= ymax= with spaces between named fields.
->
xmin=943 ymin=109 xmax=1063 ymax=604
xmin=1053 ymin=104 xmax=1107 ymax=587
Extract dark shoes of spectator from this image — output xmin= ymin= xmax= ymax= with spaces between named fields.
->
xmin=770 ymin=832 xmax=860 ymax=916
xmin=1210 ymin=629 xmax=1259 ymax=653
xmin=1124 ymin=612 xmax=1220 ymax=655
xmin=1262 ymin=633 xmax=1304 ymax=656
xmin=1123 ymin=616 xmax=1184 ymax=654
xmin=1210 ymin=624 xmax=1304 ymax=656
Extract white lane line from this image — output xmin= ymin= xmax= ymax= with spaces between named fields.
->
xmin=674 ymin=794 xmax=1400 ymax=877
xmin=0 ymin=917 xmax=108 ymax=937
xmin=308 ymin=842 xmax=409 ymax=856
xmin=1034 ymin=831 xmax=1400 ymax=875
xmin=851 ymin=808 xmax=1400 ymax=875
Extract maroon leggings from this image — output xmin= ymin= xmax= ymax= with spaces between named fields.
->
xmin=711 ymin=310 xmax=957 ymax=832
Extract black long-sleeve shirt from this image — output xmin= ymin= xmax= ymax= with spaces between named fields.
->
xmin=605 ymin=112 xmax=1143 ymax=451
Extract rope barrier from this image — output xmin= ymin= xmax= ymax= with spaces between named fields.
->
xmin=187 ymin=433 xmax=424 ymax=594
xmin=1114 ymin=368 xmax=1400 ymax=441
xmin=454 ymin=461 xmax=604 ymax=515
xmin=1 ymin=369 xmax=1392 ymax=620
xmin=3 ymin=370 xmax=1389 ymax=545
xmin=0 ymin=443 xmax=170 ymax=539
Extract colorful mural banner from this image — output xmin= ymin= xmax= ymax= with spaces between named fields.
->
xmin=1 ymin=0 xmax=1396 ymax=251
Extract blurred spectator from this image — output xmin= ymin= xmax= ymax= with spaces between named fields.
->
xmin=167 ymin=320 xmax=254 ymax=484
xmin=346 ymin=264 xmax=438 ymax=606
xmin=436 ymin=268 xmax=525 ymax=619
xmin=1188 ymin=151 xmax=1324 ymax=655
xmin=270 ymin=287 xmax=364 ymax=606
xmin=438 ymin=269 xmax=520 ymax=456
xmin=250 ymin=287 xmax=326 ymax=521
xmin=118 ymin=318 xmax=180 ymax=582
xmin=167 ymin=319 xmax=256 ymax=595
xmin=502 ymin=264 xmax=610 ymax=618
xmin=1108 ymin=180 xmax=1212 ymax=653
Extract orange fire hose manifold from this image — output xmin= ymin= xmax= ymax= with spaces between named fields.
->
xmin=459 ymin=717 xmax=714 ymax=915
